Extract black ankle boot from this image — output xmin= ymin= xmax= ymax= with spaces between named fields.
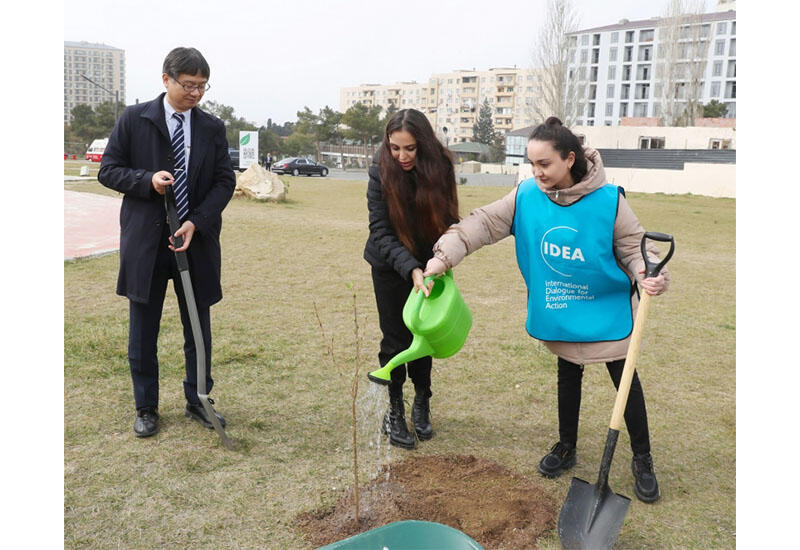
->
xmin=538 ymin=441 xmax=576 ymax=478
xmin=411 ymin=388 xmax=433 ymax=441
xmin=382 ymin=392 xmax=415 ymax=449
xmin=632 ymin=452 xmax=660 ymax=503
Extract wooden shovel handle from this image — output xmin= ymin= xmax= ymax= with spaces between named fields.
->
xmin=609 ymin=290 xmax=651 ymax=431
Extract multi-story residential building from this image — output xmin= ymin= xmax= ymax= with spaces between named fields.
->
xmin=340 ymin=67 xmax=543 ymax=144
xmin=64 ymin=41 xmax=126 ymax=125
xmin=564 ymin=0 xmax=735 ymax=126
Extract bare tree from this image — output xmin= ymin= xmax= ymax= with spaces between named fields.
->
xmin=655 ymin=0 xmax=710 ymax=126
xmin=529 ymin=0 xmax=582 ymax=125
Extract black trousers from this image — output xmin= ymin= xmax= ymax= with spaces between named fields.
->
xmin=128 ymin=230 xmax=213 ymax=409
xmin=370 ymin=267 xmax=432 ymax=398
xmin=557 ymin=356 xmax=651 ymax=456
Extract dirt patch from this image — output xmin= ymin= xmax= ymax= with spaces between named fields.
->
xmin=296 ymin=454 xmax=559 ymax=549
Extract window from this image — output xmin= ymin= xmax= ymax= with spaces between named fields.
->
xmin=637 ymin=64 xmax=651 ymax=80
xmin=634 ymin=103 xmax=648 ymax=117
xmin=640 ymin=136 xmax=665 ymax=149
xmin=608 ymin=66 xmax=616 ymax=80
xmin=712 ymin=60 xmax=723 ymax=77
xmin=593 ymin=33 xmax=601 ymax=46
xmin=621 ymin=83 xmax=630 ymax=99
xmin=716 ymin=21 xmax=727 ymax=35
xmin=729 ymin=39 xmax=736 ymax=56
xmin=592 ymin=48 xmax=600 ymax=64
xmin=635 ymin=83 xmax=650 ymax=99
xmin=590 ymin=67 xmax=598 ymax=81
xmin=581 ymin=34 xmax=589 ymax=45
xmin=727 ymin=60 xmax=736 ymax=78
xmin=611 ymin=32 xmax=619 ymax=43
xmin=580 ymin=49 xmax=588 ymax=63
xmin=607 ymin=84 xmax=615 ymax=98
xmin=605 ymin=102 xmax=614 ymax=116
xmin=587 ymin=103 xmax=596 ymax=117
xmin=624 ymin=46 xmax=633 ymax=62
xmin=709 ymin=138 xmax=732 ymax=149
xmin=589 ymin=84 xmax=597 ymax=99
xmin=640 ymin=29 xmax=654 ymax=42
xmin=625 ymin=30 xmax=634 ymax=43
xmin=715 ymin=40 xmax=725 ymax=55
xmin=725 ymin=81 xmax=736 ymax=99
xmin=711 ymin=81 xmax=721 ymax=97
xmin=700 ymin=24 xmax=710 ymax=38
xmin=622 ymin=65 xmax=631 ymax=81
xmin=731 ymin=21 xmax=736 ymax=35
xmin=619 ymin=103 xmax=628 ymax=117
xmin=609 ymin=47 xmax=618 ymax=62
xmin=638 ymin=46 xmax=652 ymax=61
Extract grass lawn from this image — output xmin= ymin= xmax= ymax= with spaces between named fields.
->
xmin=64 ymin=175 xmax=735 ymax=549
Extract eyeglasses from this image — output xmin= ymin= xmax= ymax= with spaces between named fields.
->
xmin=171 ymin=78 xmax=211 ymax=93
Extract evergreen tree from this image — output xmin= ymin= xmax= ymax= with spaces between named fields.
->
xmin=472 ymin=98 xmax=496 ymax=145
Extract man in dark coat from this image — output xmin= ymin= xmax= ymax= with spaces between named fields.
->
xmin=98 ymin=47 xmax=235 ymax=438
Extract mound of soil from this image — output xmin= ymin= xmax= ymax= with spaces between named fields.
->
xmin=296 ymin=454 xmax=558 ymax=549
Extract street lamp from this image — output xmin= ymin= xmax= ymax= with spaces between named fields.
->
xmin=80 ymin=73 xmax=120 ymax=122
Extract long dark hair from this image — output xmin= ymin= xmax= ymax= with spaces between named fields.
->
xmin=529 ymin=116 xmax=587 ymax=184
xmin=378 ymin=109 xmax=459 ymax=256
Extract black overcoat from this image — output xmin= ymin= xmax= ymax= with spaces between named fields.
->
xmin=98 ymin=93 xmax=235 ymax=308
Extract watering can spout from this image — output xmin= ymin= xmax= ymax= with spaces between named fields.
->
xmin=367 ymin=337 xmax=435 ymax=385
xmin=367 ymin=271 xmax=472 ymax=385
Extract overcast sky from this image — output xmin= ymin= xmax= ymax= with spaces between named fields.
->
xmin=64 ymin=0 xmax=717 ymax=125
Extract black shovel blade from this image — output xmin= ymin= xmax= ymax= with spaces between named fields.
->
xmin=558 ymin=476 xmax=631 ymax=549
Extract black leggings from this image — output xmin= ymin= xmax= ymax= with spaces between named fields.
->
xmin=557 ymin=357 xmax=651 ymax=456
xmin=371 ymin=267 xmax=432 ymax=398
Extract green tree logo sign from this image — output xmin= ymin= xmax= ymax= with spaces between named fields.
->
xmin=240 ymin=134 xmax=251 ymax=146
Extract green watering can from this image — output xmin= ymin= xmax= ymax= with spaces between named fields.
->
xmin=368 ymin=270 xmax=472 ymax=385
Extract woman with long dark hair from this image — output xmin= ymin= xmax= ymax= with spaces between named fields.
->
xmin=364 ymin=108 xmax=460 ymax=449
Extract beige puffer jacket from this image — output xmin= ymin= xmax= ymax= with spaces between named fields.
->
xmin=432 ymin=147 xmax=670 ymax=365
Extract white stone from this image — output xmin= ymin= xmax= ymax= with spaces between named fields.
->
xmin=235 ymin=163 xmax=286 ymax=202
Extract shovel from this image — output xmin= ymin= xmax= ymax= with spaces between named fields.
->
xmin=557 ymin=231 xmax=674 ymax=549
xmin=164 ymin=185 xmax=233 ymax=450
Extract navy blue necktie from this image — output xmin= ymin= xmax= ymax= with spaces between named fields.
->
xmin=171 ymin=112 xmax=189 ymax=221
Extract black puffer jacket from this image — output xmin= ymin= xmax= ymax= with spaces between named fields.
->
xmin=363 ymin=161 xmax=434 ymax=282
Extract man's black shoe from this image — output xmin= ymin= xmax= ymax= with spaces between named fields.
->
xmin=538 ymin=441 xmax=576 ymax=478
xmin=632 ymin=453 xmax=661 ymax=503
xmin=185 ymin=400 xmax=227 ymax=429
xmin=134 ymin=407 xmax=159 ymax=438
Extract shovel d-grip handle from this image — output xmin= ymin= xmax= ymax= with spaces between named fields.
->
xmin=641 ymin=231 xmax=675 ymax=278
xmin=163 ymin=186 xmax=189 ymax=272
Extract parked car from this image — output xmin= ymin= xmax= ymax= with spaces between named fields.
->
xmin=229 ymin=148 xmax=243 ymax=172
xmin=85 ymin=138 xmax=108 ymax=162
xmin=271 ymin=157 xmax=329 ymax=177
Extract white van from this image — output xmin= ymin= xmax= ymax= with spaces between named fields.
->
xmin=85 ymin=138 xmax=108 ymax=162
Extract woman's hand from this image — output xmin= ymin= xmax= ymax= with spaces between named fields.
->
xmin=411 ymin=268 xmax=433 ymax=297
xmin=639 ymin=270 xmax=667 ymax=296
xmin=423 ymin=257 xmax=448 ymax=278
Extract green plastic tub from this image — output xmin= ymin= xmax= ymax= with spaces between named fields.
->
xmin=317 ymin=520 xmax=484 ymax=549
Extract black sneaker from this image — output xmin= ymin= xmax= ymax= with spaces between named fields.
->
xmin=632 ymin=453 xmax=661 ymax=503
xmin=538 ymin=441 xmax=576 ymax=478
xmin=134 ymin=407 xmax=159 ymax=438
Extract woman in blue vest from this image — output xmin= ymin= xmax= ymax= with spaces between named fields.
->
xmin=423 ymin=117 xmax=670 ymax=502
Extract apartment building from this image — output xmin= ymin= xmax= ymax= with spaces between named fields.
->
xmin=64 ymin=41 xmax=126 ymax=125
xmin=565 ymin=0 xmax=736 ymax=126
xmin=340 ymin=66 xmax=543 ymax=144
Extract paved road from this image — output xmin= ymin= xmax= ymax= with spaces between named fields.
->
xmin=326 ymin=168 xmax=517 ymax=187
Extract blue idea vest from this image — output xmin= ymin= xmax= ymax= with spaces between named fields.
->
xmin=511 ymin=179 xmax=634 ymax=342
